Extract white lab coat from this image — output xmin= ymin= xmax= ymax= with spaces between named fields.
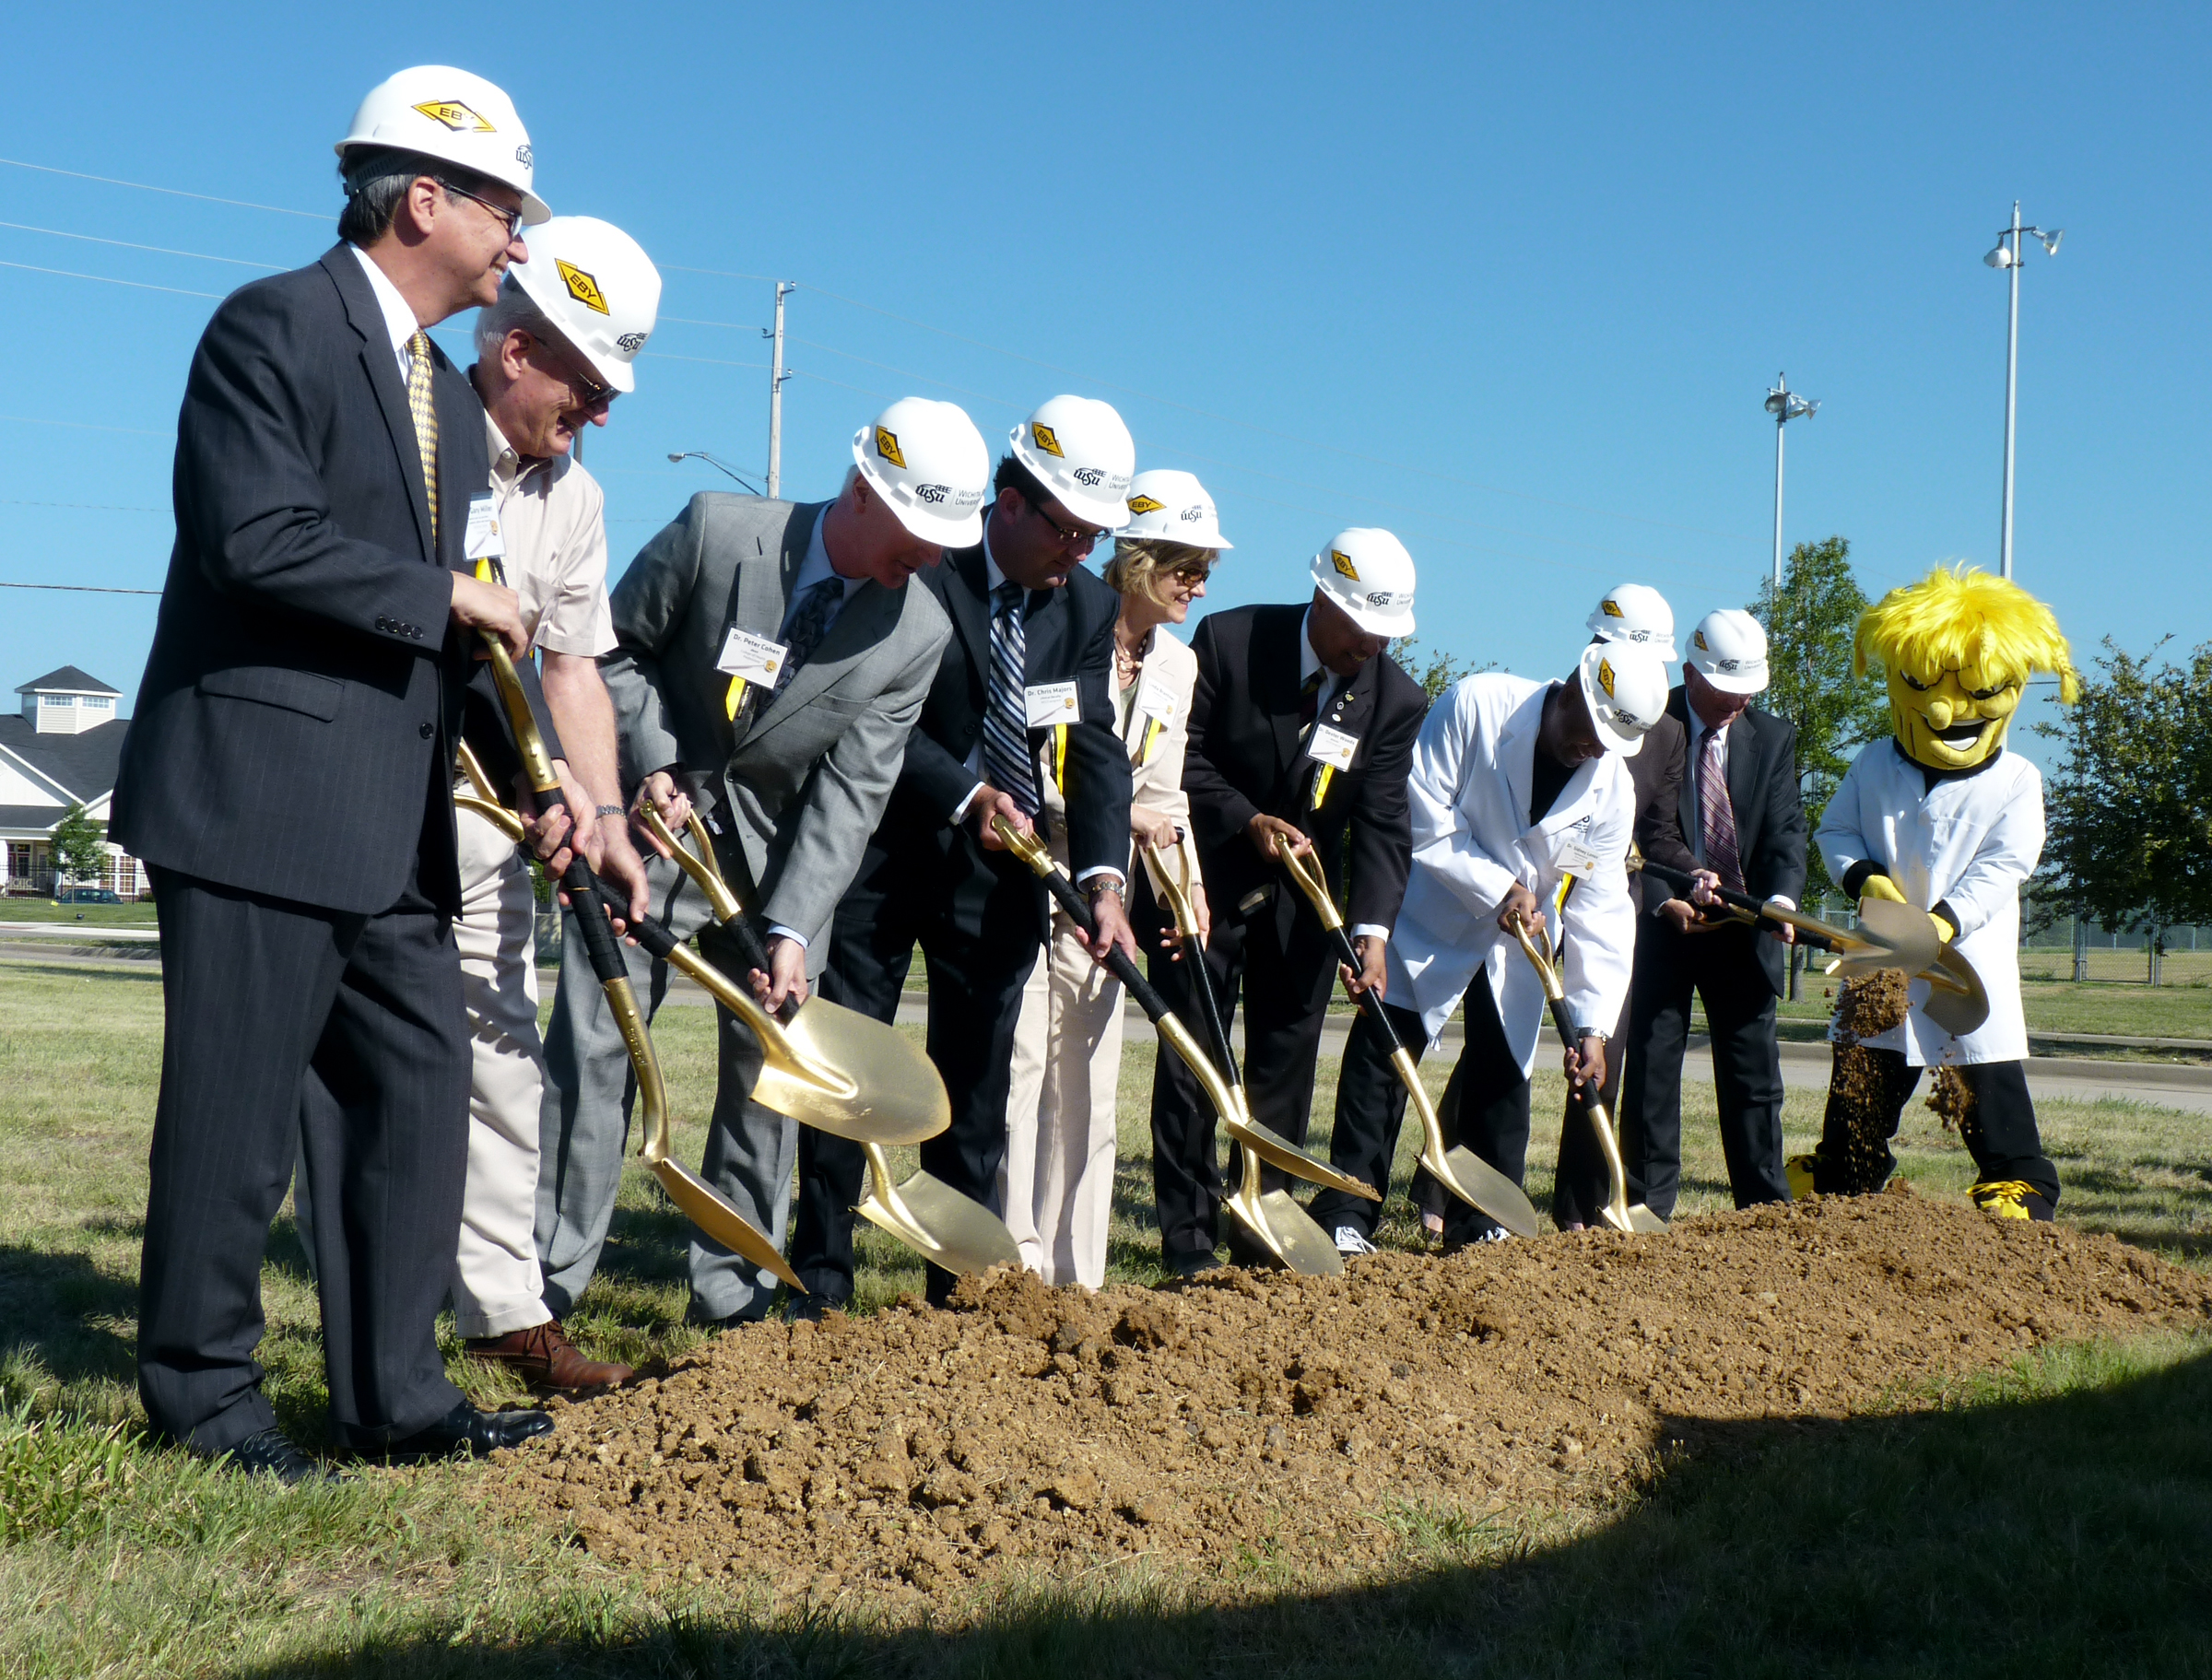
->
xmin=1387 ymin=674 xmax=1637 ymax=1065
xmin=1815 ymin=739 xmax=2040 ymax=1065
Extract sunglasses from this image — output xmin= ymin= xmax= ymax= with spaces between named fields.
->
xmin=524 ymin=332 xmax=616 ymax=411
xmin=438 ymin=176 xmax=525 ymax=240
xmin=1027 ymin=496 xmax=1100 ymax=553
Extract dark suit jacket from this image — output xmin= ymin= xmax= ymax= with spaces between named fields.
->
xmin=1628 ymin=711 xmax=1696 ymax=914
xmin=1659 ymin=687 xmax=1808 ymax=995
xmin=113 ymin=245 xmax=485 ymax=918
xmin=875 ymin=526 xmax=1133 ymax=926
xmin=1181 ymin=604 xmax=1427 ymax=943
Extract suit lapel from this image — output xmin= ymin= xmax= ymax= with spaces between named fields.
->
xmin=1670 ymin=687 xmax=1697 ymax=841
xmin=1725 ymin=706 xmax=1759 ymax=852
xmin=747 ymin=578 xmax=900 ymax=746
xmin=937 ymin=542 xmax=992 ymax=681
xmin=324 ymin=247 xmax=433 ymax=563
xmin=430 ymin=350 xmax=477 ymax=573
xmin=1261 ymin=608 xmax=1305 ymax=783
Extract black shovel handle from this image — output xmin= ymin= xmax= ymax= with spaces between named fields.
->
xmin=1639 ymin=859 xmax=1839 ymax=953
xmin=1289 ymin=871 xmax=1410 ymax=1059
xmin=1028 ymin=855 xmax=1174 ymax=1024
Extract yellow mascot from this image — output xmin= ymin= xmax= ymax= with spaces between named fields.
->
xmin=1793 ymin=566 xmax=2077 ymax=1218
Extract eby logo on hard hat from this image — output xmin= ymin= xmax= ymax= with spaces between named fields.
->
xmin=1598 ymin=656 xmax=1618 ymax=697
xmin=1694 ymin=629 xmax=1709 ymax=651
xmin=1126 ymin=493 xmax=1164 ymax=515
xmin=413 ymin=99 xmax=493 ymax=132
xmin=876 ymin=428 xmax=906 ymax=468
xmin=557 ymin=261 xmax=608 ymax=315
xmin=1602 ymin=598 xmax=1624 ymax=617
xmin=1331 ymin=550 xmax=1359 ymax=582
xmin=1030 ymin=422 xmax=1064 ymax=458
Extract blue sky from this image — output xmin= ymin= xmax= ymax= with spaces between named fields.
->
xmin=4 ymin=4 xmax=2206 ymax=770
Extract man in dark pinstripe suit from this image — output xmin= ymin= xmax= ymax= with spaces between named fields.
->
xmin=113 ymin=76 xmax=559 ymax=1479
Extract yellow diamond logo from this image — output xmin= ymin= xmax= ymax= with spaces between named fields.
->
xmin=1601 ymin=598 xmax=1623 ymax=617
xmin=1126 ymin=494 xmax=1165 ymax=514
xmin=876 ymin=428 xmax=906 ymax=468
xmin=413 ymin=100 xmax=494 ymax=133
xmin=1694 ymin=629 xmax=1709 ymax=651
xmin=556 ymin=261 xmax=609 ymax=315
xmin=1598 ymin=656 xmax=1617 ymax=696
xmin=1331 ymin=550 xmax=1359 ymax=582
xmin=1030 ymin=422 xmax=1064 ymax=458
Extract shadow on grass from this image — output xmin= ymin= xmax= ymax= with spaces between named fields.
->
xmin=0 ymin=1244 xmax=137 ymax=1392
xmin=233 ymin=1342 xmax=2212 ymax=1680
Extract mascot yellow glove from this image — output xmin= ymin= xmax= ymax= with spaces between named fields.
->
xmin=1858 ymin=874 xmax=1907 ymax=907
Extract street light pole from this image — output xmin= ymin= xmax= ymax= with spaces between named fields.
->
xmin=1984 ymin=203 xmax=2064 ymax=580
xmin=666 ymin=450 xmax=764 ymax=495
xmin=1763 ymin=373 xmax=1818 ymax=588
xmin=765 ymin=281 xmax=794 ymax=499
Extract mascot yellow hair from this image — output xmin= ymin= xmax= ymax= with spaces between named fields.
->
xmin=1854 ymin=566 xmax=2077 ymax=770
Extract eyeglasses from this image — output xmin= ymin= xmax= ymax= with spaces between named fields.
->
xmin=1027 ymin=497 xmax=1100 ymax=553
xmin=438 ymin=177 xmax=524 ymax=239
xmin=524 ymin=333 xmax=616 ymax=411
xmin=1169 ymin=562 xmax=1214 ymax=586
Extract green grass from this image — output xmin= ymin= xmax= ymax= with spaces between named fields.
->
xmin=0 ymin=899 xmax=159 ymax=925
xmin=4 ymin=965 xmax=2211 ymax=1675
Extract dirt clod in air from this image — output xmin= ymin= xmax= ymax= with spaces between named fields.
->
xmin=483 ymin=1196 xmax=2210 ymax=1615
xmin=1927 ymin=1064 xmax=1975 ymax=1134
xmin=1834 ymin=969 xmax=1911 ymax=1042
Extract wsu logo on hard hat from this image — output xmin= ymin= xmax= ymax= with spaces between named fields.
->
xmin=412 ymin=100 xmax=494 ymax=133
xmin=616 ymin=332 xmax=648 ymax=353
xmin=556 ymin=262 xmax=609 ymax=315
xmin=1126 ymin=494 xmax=1165 ymax=514
xmin=1030 ymin=422 xmax=1064 ymax=458
xmin=876 ymin=428 xmax=906 ymax=468
xmin=1330 ymin=550 xmax=1359 ymax=582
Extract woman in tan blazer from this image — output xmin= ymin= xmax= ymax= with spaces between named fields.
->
xmin=1000 ymin=471 xmax=1231 ymax=1286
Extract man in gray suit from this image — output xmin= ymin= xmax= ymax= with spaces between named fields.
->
xmin=535 ymin=397 xmax=990 ymax=1326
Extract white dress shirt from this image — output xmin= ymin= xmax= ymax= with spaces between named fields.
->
xmin=348 ymin=244 xmax=421 ymax=380
xmin=482 ymin=408 xmax=615 ymax=657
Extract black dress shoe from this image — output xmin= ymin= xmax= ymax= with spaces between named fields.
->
xmin=214 ymin=1427 xmax=340 ymax=1486
xmin=784 ymin=1293 xmax=849 ymax=1324
xmin=375 ymin=1400 xmax=554 ymax=1463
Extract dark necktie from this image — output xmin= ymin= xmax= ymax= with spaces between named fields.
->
xmin=1298 ymin=668 xmax=1324 ymax=727
xmin=983 ymin=580 xmax=1039 ymax=815
xmin=773 ymin=577 xmax=843 ymax=693
xmin=1698 ymin=726 xmax=1745 ymax=893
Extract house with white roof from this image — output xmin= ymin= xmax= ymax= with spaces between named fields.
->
xmin=0 ymin=666 xmax=144 ymax=896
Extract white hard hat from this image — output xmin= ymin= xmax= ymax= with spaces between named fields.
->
xmin=1119 ymin=469 xmax=1232 ymax=550
xmin=852 ymin=397 xmax=991 ymax=547
xmin=503 ymin=217 xmax=660 ymax=394
xmin=1685 ymin=608 xmax=1771 ymax=695
xmin=336 ymin=65 xmax=548 ymax=225
xmin=1577 ymin=640 xmax=1669 ymax=758
xmin=1586 ymin=583 xmax=1677 ymax=661
xmin=1310 ymin=528 xmax=1417 ymax=638
xmin=1007 ymin=395 xmax=1135 ymax=530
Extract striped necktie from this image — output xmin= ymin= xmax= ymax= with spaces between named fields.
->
xmin=773 ymin=577 xmax=844 ymax=693
xmin=983 ymin=580 xmax=1039 ymax=816
xmin=1697 ymin=725 xmax=1745 ymax=893
xmin=406 ymin=330 xmax=439 ymax=550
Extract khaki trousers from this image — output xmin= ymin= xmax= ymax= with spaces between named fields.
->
xmin=448 ymin=800 xmax=554 ymax=1338
xmin=999 ymin=899 xmax=1124 ymax=1288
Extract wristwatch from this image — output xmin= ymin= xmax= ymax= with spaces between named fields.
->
xmin=1085 ymin=877 xmax=1125 ymax=904
xmin=594 ymin=804 xmax=626 ymax=821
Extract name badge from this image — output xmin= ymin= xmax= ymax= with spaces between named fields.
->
xmin=463 ymin=493 xmax=505 ymax=561
xmin=716 ymin=627 xmax=789 ymax=687
xmin=1025 ymin=681 xmax=1080 ymax=728
xmin=1306 ymin=723 xmax=1359 ymax=772
xmin=1556 ymin=844 xmax=1599 ymax=875
xmin=1135 ymin=670 xmax=1179 ymax=721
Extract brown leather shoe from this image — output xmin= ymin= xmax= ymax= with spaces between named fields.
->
xmin=465 ymin=1321 xmax=632 ymax=1393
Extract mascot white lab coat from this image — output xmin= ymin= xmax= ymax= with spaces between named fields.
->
xmin=1389 ymin=673 xmax=1636 ymax=1063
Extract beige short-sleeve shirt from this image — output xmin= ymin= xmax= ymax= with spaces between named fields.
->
xmin=483 ymin=410 xmax=617 ymax=658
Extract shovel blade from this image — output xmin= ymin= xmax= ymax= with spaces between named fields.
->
xmin=1423 ymin=1143 xmax=1543 ymax=1239
xmin=648 ymin=1157 xmax=804 ymax=1293
xmin=1227 ymin=1114 xmax=1382 ymax=1203
xmin=1223 ymin=1187 xmax=1345 ymax=1276
xmin=751 ymin=998 xmax=951 ymax=1145
xmin=1599 ymin=1201 xmax=1670 ymax=1236
xmin=1835 ymin=898 xmax=1944 ymax=979
xmin=859 ymin=1169 xmax=1023 ymax=1275
xmin=1921 ymin=945 xmax=1992 ymax=1037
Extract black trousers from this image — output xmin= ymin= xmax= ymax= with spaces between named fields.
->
xmin=1393 ymin=969 xmax=1535 ymax=1245
xmin=1308 ymin=999 xmax=1425 ymax=1239
xmin=1619 ymin=923 xmax=1790 ymax=1221
xmin=1145 ymin=891 xmax=1335 ymax=1262
xmin=138 ymin=858 xmax=468 ymax=1454
xmin=1547 ymin=988 xmax=1630 ymax=1230
xmin=797 ymin=832 xmax=1042 ymax=1306
xmin=1813 ymin=1050 xmax=2058 ymax=1204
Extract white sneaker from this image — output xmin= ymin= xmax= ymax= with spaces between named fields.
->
xmin=1332 ymin=1225 xmax=1380 ymax=1257
xmin=1471 ymin=1226 xmax=1513 ymax=1244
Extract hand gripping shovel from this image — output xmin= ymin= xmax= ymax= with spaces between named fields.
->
xmin=1277 ymin=846 xmax=1543 ymax=1239
xmin=467 ymin=650 xmax=804 ymax=1291
xmin=1143 ymin=842 xmax=1348 ymax=1275
xmin=634 ymin=807 xmax=1018 ymax=1278
xmin=1636 ymin=860 xmax=1986 ymax=1037
xmin=994 ymin=817 xmax=1382 ymax=1216
xmin=1509 ymin=918 xmax=1666 ymax=1234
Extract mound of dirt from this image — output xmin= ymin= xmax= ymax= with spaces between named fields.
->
xmin=1835 ymin=969 xmax=1911 ymax=1041
xmin=488 ymin=1193 xmax=2208 ymax=1606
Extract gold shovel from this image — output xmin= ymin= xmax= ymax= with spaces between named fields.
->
xmin=994 ymin=817 xmax=1381 ymax=1215
xmin=1509 ymin=918 xmax=1666 ymax=1235
xmin=459 ymin=684 xmax=804 ymax=1292
xmin=634 ymin=806 xmax=1019 ymax=1278
xmin=1278 ymin=846 xmax=1544 ymax=1239
xmin=1143 ymin=842 xmax=1350 ymax=1275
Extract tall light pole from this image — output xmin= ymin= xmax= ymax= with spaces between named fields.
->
xmin=666 ymin=450 xmax=763 ymax=494
xmin=1984 ymin=202 xmax=2064 ymax=579
xmin=1764 ymin=373 xmax=1818 ymax=588
xmin=764 ymin=281 xmax=794 ymax=499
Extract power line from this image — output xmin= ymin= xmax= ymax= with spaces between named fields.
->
xmin=0 ymin=414 xmax=171 ymax=438
xmin=0 ymin=500 xmax=169 ymax=512
xmin=657 ymin=314 xmax=766 ymax=332
xmin=0 ymin=219 xmax=285 ymax=270
xmin=0 ymin=582 xmax=160 ymax=594
xmin=0 ymin=258 xmax=220 ymax=299
xmin=0 ymin=157 xmax=328 ymax=219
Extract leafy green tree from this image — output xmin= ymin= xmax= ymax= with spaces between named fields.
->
xmin=1394 ymin=638 xmax=1496 ymax=702
xmin=2038 ymin=639 xmax=2211 ymax=952
xmin=1749 ymin=536 xmax=1890 ymax=899
xmin=48 ymin=803 xmax=108 ymax=889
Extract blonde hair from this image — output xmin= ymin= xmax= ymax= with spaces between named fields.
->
xmin=1104 ymin=537 xmax=1217 ymax=604
xmin=1854 ymin=564 xmax=2079 ymax=702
